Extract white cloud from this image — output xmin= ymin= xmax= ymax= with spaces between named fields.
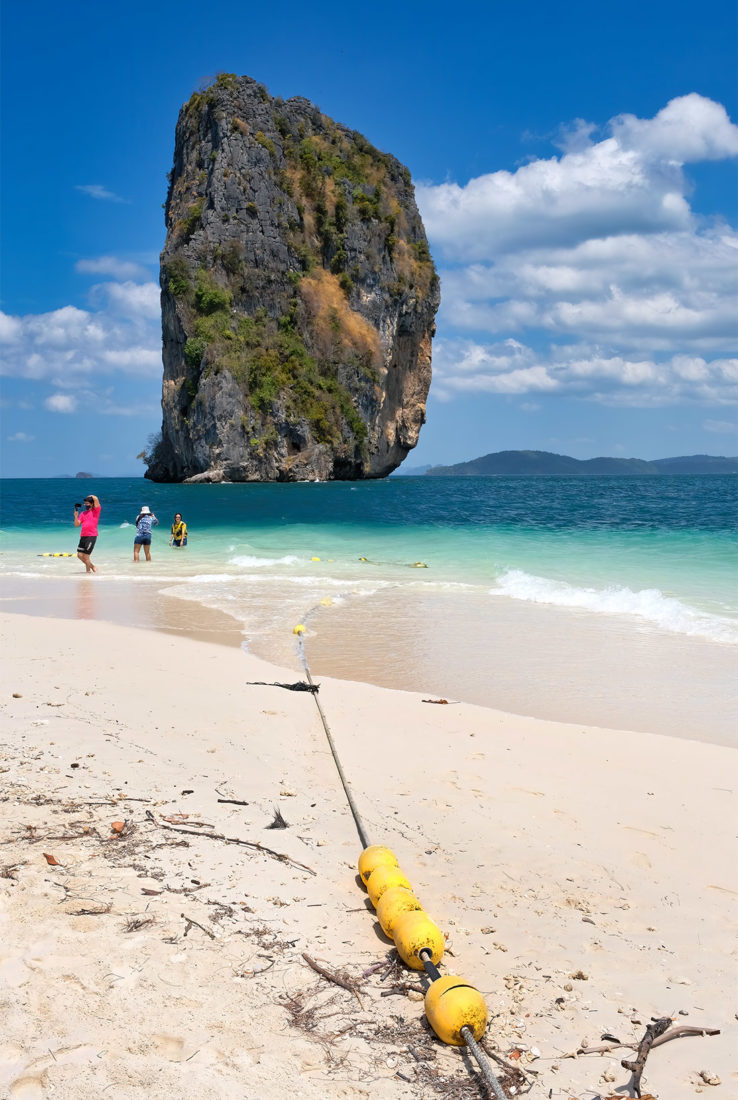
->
xmin=0 ymin=312 xmax=22 ymax=342
xmin=7 ymin=431 xmax=34 ymax=442
xmin=45 ymin=393 xmax=78 ymax=413
xmin=703 ymin=418 xmax=737 ymax=434
xmin=418 ymin=94 xmax=738 ymax=260
xmin=431 ymin=338 xmax=738 ymax=407
xmin=611 ymin=94 xmax=738 ymax=163
xmin=100 ymin=399 xmax=161 ymax=417
xmin=418 ymin=94 xmax=738 ymax=408
xmin=76 ymin=255 xmax=150 ymax=280
xmin=75 ymin=184 xmax=128 ymax=203
xmin=1 ymin=285 xmax=161 ymax=382
xmin=93 ymin=281 xmax=161 ymax=319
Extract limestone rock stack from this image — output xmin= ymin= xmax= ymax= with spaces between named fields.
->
xmin=146 ymin=74 xmax=439 ymax=483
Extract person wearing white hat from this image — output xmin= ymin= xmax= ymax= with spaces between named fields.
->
xmin=133 ymin=505 xmax=159 ymax=562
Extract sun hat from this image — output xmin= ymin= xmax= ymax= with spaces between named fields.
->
xmin=140 ymin=505 xmax=151 ymax=514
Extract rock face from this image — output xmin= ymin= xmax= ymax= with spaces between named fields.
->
xmin=146 ymin=74 xmax=439 ymax=483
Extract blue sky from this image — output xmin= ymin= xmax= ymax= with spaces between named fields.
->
xmin=1 ymin=0 xmax=736 ymax=477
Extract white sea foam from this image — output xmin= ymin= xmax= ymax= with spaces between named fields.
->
xmin=189 ymin=573 xmax=235 ymax=583
xmin=229 ymin=554 xmax=300 ymax=568
xmin=492 ymin=569 xmax=738 ymax=644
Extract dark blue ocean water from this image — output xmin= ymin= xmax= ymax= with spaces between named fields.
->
xmin=1 ymin=475 xmax=736 ymax=643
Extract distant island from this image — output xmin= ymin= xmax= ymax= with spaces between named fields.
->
xmin=420 ymin=451 xmax=738 ymax=477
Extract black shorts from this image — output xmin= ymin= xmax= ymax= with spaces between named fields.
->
xmin=77 ymin=535 xmax=97 ymax=555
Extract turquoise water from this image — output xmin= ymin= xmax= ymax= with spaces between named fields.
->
xmin=1 ymin=475 xmax=736 ymax=646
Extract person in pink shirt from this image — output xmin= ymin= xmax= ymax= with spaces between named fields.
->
xmin=73 ymin=494 xmax=101 ymax=573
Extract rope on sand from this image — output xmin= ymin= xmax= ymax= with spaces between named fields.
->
xmin=295 ymin=630 xmax=370 ymax=850
xmin=292 ymin=625 xmax=506 ymax=1099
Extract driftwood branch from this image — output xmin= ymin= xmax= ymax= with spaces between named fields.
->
xmin=577 ymin=1023 xmax=721 ymax=1057
xmin=621 ymin=1016 xmax=671 ymax=1097
xmin=182 ymin=913 xmax=216 ymax=940
xmin=144 ymin=811 xmax=315 ymax=876
xmin=302 ymin=952 xmax=363 ymax=1007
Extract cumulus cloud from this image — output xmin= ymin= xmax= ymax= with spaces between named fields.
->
xmin=76 ymin=255 xmax=150 ymax=280
xmin=703 ymin=418 xmax=737 ymax=434
xmin=611 ymin=94 xmax=738 ymax=163
xmin=89 ymin=280 xmax=161 ymax=320
xmin=430 ymin=338 xmax=738 ymax=407
xmin=75 ymin=184 xmax=128 ymax=203
xmin=0 ymin=282 xmax=161 ymax=383
xmin=418 ymin=94 xmax=738 ymax=260
xmin=417 ymin=94 xmax=738 ymax=408
xmin=45 ymin=393 xmax=78 ymax=413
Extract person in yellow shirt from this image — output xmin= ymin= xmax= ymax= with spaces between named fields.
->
xmin=169 ymin=513 xmax=188 ymax=548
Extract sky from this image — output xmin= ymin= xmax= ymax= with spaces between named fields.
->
xmin=1 ymin=0 xmax=736 ymax=477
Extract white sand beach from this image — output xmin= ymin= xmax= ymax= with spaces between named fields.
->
xmin=1 ymin=607 xmax=736 ymax=1099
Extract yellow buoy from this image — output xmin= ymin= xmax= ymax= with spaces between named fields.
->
xmin=393 ymin=909 xmax=444 ymax=970
xmin=366 ymin=864 xmax=412 ymax=908
xmin=376 ymin=886 xmax=423 ymax=939
xmin=357 ymin=844 xmax=399 ymax=886
xmin=424 ymin=975 xmax=487 ymax=1045
xmin=311 ymin=556 xmax=321 ymax=561
xmin=412 ymin=562 xmax=428 ymax=568
xmin=293 ymin=624 xmax=305 ymax=635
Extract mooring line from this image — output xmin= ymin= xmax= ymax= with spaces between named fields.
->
xmin=295 ymin=629 xmax=370 ymax=850
xmin=293 ymin=625 xmax=507 ymax=1099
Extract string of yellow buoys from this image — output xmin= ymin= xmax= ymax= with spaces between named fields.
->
xmin=358 ymin=844 xmax=488 ymax=1047
xmin=292 ymin=624 xmax=504 ymax=1094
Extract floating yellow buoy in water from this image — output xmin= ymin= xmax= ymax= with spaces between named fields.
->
xmin=424 ymin=975 xmax=487 ymax=1045
xmin=366 ymin=864 xmax=412 ymax=907
xmin=376 ymin=886 xmax=423 ymax=938
xmin=393 ymin=909 xmax=444 ymax=970
xmin=311 ymin=556 xmax=321 ymax=561
xmin=293 ymin=624 xmax=305 ymax=635
xmin=358 ymin=844 xmax=399 ymax=885
xmin=412 ymin=562 xmax=428 ymax=568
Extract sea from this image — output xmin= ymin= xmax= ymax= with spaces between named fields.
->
xmin=1 ymin=475 xmax=736 ymax=743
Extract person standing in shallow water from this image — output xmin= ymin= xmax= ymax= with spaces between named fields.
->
xmin=74 ymin=495 xmax=101 ymax=573
xmin=133 ymin=506 xmax=158 ymax=562
xmin=169 ymin=513 xmax=188 ymax=548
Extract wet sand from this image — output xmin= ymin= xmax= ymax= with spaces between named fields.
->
xmin=2 ymin=575 xmax=736 ymax=746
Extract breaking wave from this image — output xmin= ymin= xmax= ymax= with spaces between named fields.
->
xmin=491 ymin=569 xmax=738 ymax=644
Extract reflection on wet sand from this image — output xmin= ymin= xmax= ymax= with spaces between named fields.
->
xmin=0 ymin=577 xmax=245 ymax=648
xmin=75 ymin=578 xmax=98 ymax=621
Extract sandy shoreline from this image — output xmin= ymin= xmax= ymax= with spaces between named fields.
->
xmin=1 ymin=609 xmax=736 ymax=1099
xmin=2 ymin=574 xmax=736 ymax=747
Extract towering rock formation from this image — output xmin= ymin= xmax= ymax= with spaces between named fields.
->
xmin=146 ymin=74 xmax=439 ymax=483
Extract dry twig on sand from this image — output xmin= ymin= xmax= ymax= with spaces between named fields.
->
xmin=124 ymin=916 xmax=155 ymax=933
xmin=576 ymin=1022 xmax=721 ymax=1057
xmin=144 ymin=810 xmax=315 ymax=875
xmin=182 ymin=913 xmax=216 ymax=940
xmin=302 ymin=952 xmax=363 ymax=1007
